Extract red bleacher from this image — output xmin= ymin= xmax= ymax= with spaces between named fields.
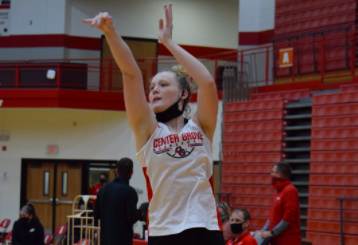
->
xmin=310 ymin=162 xmax=358 ymax=174
xmin=309 ymin=90 xmax=358 ymax=245
xmin=310 ymin=175 xmax=358 ymax=186
xmin=221 ymin=195 xmax=272 ymax=207
xmin=308 ymin=209 xmax=358 ymax=222
xmin=223 ymin=131 xmax=283 ymax=142
xmin=225 ymin=98 xmax=286 ymax=112
xmin=309 ymin=186 xmax=358 ymax=197
xmin=231 ymin=205 xmax=271 ymax=218
xmin=311 ymin=139 xmax=358 ymax=150
xmin=311 ymin=151 xmax=358 ymax=162
xmin=224 ymin=121 xmax=284 ymax=133
xmin=312 ymin=115 xmax=358 ymax=128
xmin=312 ymin=127 xmax=358 ymax=139
xmin=307 ymin=232 xmax=358 ymax=245
xmin=307 ymin=220 xmax=358 ymax=235
xmin=309 ymin=197 xmax=358 ymax=210
xmin=313 ymin=91 xmax=358 ymax=105
xmin=221 ymin=185 xmax=275 ymax=196
xmin=224 ymin=109 xmax=285 ymax=122
xmin=223 ymin=153 xmax=284 ymax=163
xmin=221 ymin=174 xmax=271 ymax=185
xmin=222 ymin=163 xmax=274 ymax=174
xmin=221 ymin=98 xmax=285 ymax=231
xmin=223 ymin=142 xmax=283 ymax=153
xmin=340 ymin=83 xmax=358 ymax=92
xmin=250 ymin=89 xmax=310 ymax=101
xmin=312 ymin=103 xmax=358 ymax=117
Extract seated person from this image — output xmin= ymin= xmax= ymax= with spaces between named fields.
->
xmin=217 ymin=202 xmax=234 ymax=243
xmin=64 ymin=199 xmax=92 ymax=245
xmin=227 ymin=209 xmax=257 ymax=245
xmin=12 ymin=203 xmax=44 ymax=245
xmin=138 ymin=202 xmax=149 ymax=239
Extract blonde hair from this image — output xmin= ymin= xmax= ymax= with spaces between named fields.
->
xmin=161 ymin=65 xmax=193 ymax=118
xmin=217 ymin=202 xmax=231 ymax=217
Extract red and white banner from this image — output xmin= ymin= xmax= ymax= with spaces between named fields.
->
xmin=0 ymin=0 xmax=10 ymax=36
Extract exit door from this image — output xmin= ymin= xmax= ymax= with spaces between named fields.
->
xmin=26 ymin=162 xmax=82 ymax=232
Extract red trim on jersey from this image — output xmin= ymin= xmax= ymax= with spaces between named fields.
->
xmin=142 ymin=167 xmax=153 ymax=235
xmin=209 ymin=176 xmax=223 ymax=231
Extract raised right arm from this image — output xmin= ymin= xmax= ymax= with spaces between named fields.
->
xmin=83 ymin=13 xmax=157 ymax=150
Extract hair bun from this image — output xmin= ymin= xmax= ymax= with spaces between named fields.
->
xmin=172 ymin=65 xmax=189 ymax=77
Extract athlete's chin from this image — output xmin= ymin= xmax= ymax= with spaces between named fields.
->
xmin=152 ymin=104 xmax=169 ymax=114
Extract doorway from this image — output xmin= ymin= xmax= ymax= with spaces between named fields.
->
xmin=21 ymin=159 xmax=117 ymax=233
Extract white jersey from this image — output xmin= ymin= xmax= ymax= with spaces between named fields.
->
xmin=136 ymin=119 xmax=222 ymax=236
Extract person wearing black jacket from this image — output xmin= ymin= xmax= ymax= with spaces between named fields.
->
xmin=12 ymin=203 xmax=44 ymax=245
xmin=94 ymin=157 xmax=142 ymax=245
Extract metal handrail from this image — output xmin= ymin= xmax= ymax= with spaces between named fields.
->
xmin=336 ymin=197 xmax=358 ymax=245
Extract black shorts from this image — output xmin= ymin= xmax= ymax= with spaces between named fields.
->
xmin=148 ymin=228 xmax=225 ymax=245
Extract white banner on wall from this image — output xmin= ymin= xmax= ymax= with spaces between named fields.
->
xmin=0 ymin=0 xmax=10 ymax=36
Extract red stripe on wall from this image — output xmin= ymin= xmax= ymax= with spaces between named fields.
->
xmin=0 ymin=6 xmax=10 ymax=9
xmin=0 ymin=34 xmax=101 ymax=50
xmin=158 ymin=43 xmax=237 ymax=58
xmin=0 ymin=34 xmax=237 ymax=57
xmin=239 ymin=29 xmax=274 ymax=45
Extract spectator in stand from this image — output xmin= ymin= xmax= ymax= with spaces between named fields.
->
xmin=93 ymin=173 xmax=108 ymax=195
xmin=139 ymin=202 xmax=149 ymax=239
xmin=226 ymin=209 xmax=257 ymax=245
xmin=217 ymin=202 xmax=234 ymax=243
xmin=260 ymin=163 xmax=301 ymax=245
xmin=12 ymin=203 xmax=44 ymax=245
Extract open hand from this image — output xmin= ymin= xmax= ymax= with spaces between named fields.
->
xmin=82 ymin=12 xmax=115 ymax=34
xmin=158 ymin=4 xmax=173 ymax=44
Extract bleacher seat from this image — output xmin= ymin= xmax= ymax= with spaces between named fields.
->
xmin=312 ymin=127 xmax=358 ymax=139
xmin=0 ymin=219 xmax=10 ymax=243
xmin=222 ymin=163 xmax=274 ymax=174
xmin=54 ymin=225 xmax=67 ymax=245
xmin=223 ymin=131 xmax=283 ymax=142
xmin=3 ymin=230 xmax=12 ymax=245
xmin=224 ymin=121 xmax=284 ymax=133
xmin=44 ymin=234 xmax=53 ymax=245
xmin=310 ymin=162 xmax=358 ymax=174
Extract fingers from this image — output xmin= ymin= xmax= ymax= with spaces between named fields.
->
xmin=82 ymin=19 xmax=93 ymax=24
xmin=159 ymin=19 xmax=164 ymax=30
xmin=83 ymin=12 xmax=112 ymax=28
xmin=163 ymin=4 xmax=172 ymax=26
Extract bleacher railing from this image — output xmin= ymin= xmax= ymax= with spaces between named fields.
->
xmin=0 ymin=31 xmax=357 ymax=96
xmin=336 ymin=197 xmax=358 ymax=245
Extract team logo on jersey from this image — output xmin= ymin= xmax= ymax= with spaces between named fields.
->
xmin=152 ymin=131 xmax=203 ymax=158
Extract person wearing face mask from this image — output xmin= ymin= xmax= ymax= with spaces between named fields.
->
xmin=227 ymin=209 xmax=257 ymax=245
xmin=83 ymin=4 xmax=224 ymax=245
xmin=260 ymin=163 xmax=301 ymax=245
xmin=93 ymin=158 xmax=144 ymax=245
xmin=12 ymin=203 xmax=44 ymax=245
xmin=217 ymin=202 xmax=234 ymax=243
xmin=94 ymin=173 xmax=108 ymax=195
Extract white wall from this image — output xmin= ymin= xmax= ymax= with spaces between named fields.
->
xmin=11 ymin=0 xmax=67 ymax=35
xmin=239 ymin=0 xmax=275 ymax=32
xmin=0 ymin=105 xmax=223 ymax=235
xmin=67 ymin=0 xmax=239 ymax=49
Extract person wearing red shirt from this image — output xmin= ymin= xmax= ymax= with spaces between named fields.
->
xmin=260 ymin=163 xmax=301 ymax=245
xmin=93 ymin=173 xmax=108 ymax=195
xmin=227 ymin=209 xmax=258 ymax=245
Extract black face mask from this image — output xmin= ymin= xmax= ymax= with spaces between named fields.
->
xmin=19 ymin=217 xmax=29 ymax=225
xmin=100 ymin=179 xmax=106 ymax=183
xmin=230 ymin=222 xmax=245 ymax=235
xmin=155 ymin=92 xmax=184 ymax=123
